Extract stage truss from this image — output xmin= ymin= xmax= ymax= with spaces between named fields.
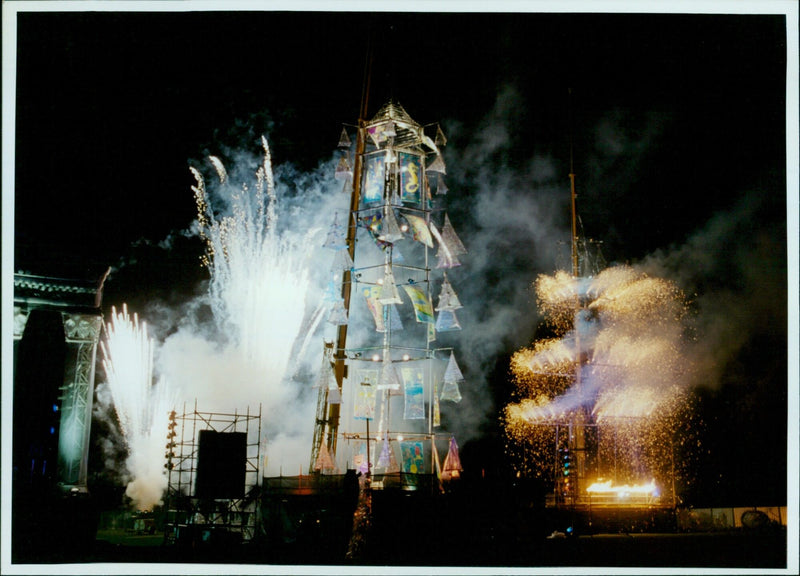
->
xmin=163 ymin=402 xmax=262 ymax=545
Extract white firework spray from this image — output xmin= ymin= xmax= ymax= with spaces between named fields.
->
xmin=187 ymin=137 xmax=322 ymax=470
xmin=101 ymin=304 xmax=178 ymax=510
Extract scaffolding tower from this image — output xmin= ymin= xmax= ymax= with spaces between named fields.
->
xmin=163 ymin=402 xmax=262 ymax=545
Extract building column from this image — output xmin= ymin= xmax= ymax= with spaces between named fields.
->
xmin=57 ymin=313 xmax=103 ymax=489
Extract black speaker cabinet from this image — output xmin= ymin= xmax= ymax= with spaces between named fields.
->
xmin=194 ymin=430 xmax=247 ymax=499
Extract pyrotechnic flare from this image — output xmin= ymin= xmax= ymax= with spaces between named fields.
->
xmin=101 ymin=304 xmax=177 ymax=510
xmin=504 ymin=265 xmax=695 ymax=492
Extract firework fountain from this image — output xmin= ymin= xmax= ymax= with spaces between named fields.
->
xmin=504 ymin=265 xmax=695 ymax=506
xmin=100 ymin=304 xmax=178 ymax=510
xmin=192 ymin=137 xmax=322 ymax=378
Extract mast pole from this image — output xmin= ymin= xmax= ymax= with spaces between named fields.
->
xmin=328 ymin=45 xmax=373 ymax=460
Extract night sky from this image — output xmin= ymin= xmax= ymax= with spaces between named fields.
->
xmin=5 ymin=5 xmax=796 ymax=510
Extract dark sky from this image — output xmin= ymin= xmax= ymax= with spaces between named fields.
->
xmin=7 ymin=7 xmax=796 ymax=506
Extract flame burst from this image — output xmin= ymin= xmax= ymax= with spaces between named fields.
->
xmin=504 ymin=265 xmax=696 ymax=492
xmin=101 ymin=304 xmax=177 ymax=510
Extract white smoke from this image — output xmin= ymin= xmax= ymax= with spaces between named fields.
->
xmin=152 ymin=138 xmax=347 ymax=477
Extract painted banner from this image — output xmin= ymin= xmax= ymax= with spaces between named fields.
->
xmin=362 ymin=154 xmax=385 ymax=206
xmin=404 ymin=214 xmax=433 ymax=247
xmin=402 ymin=285 xmax=434 ymax=324
xmin=398 ymin=151 xmax=422 ymax=205
xmin=353 ymin=369 xmax=378 ymax=420
xmin=400 ymin=441 xmax=425 ymax=474
xmin=401 ymin=365 xmax=425 ymax=420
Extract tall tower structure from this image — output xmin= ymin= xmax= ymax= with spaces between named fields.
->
xmin=311 ymin=101 xmax=466 ymax=484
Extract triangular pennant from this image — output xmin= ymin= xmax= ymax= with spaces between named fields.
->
xmin=435 ymin=309 xmax=462 ymax=332
xmin=442 ymin=436 xmax=462 ymax=479
xmin=378 ymin=207 xmax=404 ymax=243
xmin=341 ymin=177 xmax=352 ymax=195
xmin=327 ymin=299 xmax=348 ymax=325
xmin=404 ymin=214 xmax=434 ymax=248
xmin=331 ymin=248 xmax=354 ymax=272
xmin=435 ymin=124 xmax=447 ymax=147
xmin=437 ymin=174 xmax=449 ymax=195
xmin=433 ymin=440 xmax=442 ymax=482
xmin=378 ymin=266 xmax=403 ymax=305
xmin=338 ymin=127 xmax=351 ymax=148
xmin=440 ymin=378 xmax=462 ymax=403
xmin=315 ymin=441 xmax=335 ymax=471
xmin=444 ymin=351 xmax=465 ymax=382
xmin=376 ymin=434 xmax=392 ymax=469
xmin=430 ymin=222 xmax=461 ymax=269
xmin=335 ymin=154 xmax=353 ymax=180
xmin=426 ymin=154 xmax=446 ymax=175
xmin=442 ymin=213 xmax=467 ymax=255
xmin=323 ymin=213 xmax=347 ymax=250
xmin=436 ymin=273 xmax=463 ymax=311
xmin=378 ymin=355 xmax=401 ymax=390
xmin=386 ymin=438 xmax=400 ymax=473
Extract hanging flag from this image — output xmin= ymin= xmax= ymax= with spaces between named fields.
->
xmin=436 ymin=273 xmax=463 ymax=310
xmin=315 ymin=441 xmax=335 ymax=472
xmin=378 ymin=206 xmax=404 ymax=243
xmin=363 ymin=285 xmax=384 ymax=331
xmin=379 ymin=266 xmax=403 ymax=305
xmin=331 ymin=248 xmax=354 ymax=273
xmin=323 ymin=213 xmax=347 ymax=250
xmin=398 ymin=152 xmax=422 ymax=205
xmin=426 ymin=153 xmax=446 ymax=175
xmin=427 ymin=322 xmax=436 ymax=344
xmin=433 ymin=380 xmax=441 ymax=427
xmin=430 ymin=221 xmax=461 ymax=269
xmin=378 ymin=356 xmax=401 ymax=390
xmin=435 ymin=124 xmax=447 ymax=147
xmin=433 ymin=440 xmax=442 ymax=482
xmin=436 ymin=174 xmax=449 ymax=195
xmin=327 ymin=299 xmax=348 ymax=325
xmin=335 ymin=154 xmax=352 ymax=181
xmin=353 ymin=378 xmax=377 ymax=420
xmin=442 ymin=213 xmax=467 ymax=255
xmin=400 ymin=441 xmax=425 ymax=474
xmin=361 ymin=211 xmax=391 ymax=251
xmin=363 ymin=286 xmax=403 ymax=332
xmin=435 ymin=309 xmax=462 ymax=332
xmin=338 ymin=127 xmax=351 ymax=148
xmin=362 ymin=154 xmax=385 ymax=205
xmin=404 ymin=214 xmax=434 ymax=248
xmin=401 ymin=366 xmax=425 ymax=420
xmin=440 ymin=378 xmax=462 ymax=403
xmin=376 ymin=434 xmax=392 ymax=469
xmin=442 ymin=436 xmax=463 ymax=480
xmin=367 ymin=123 xmax=387 ymax=146
xmin=402 ymin=285 xmax=434 ymax=324
xmin=444 ymin=351 xmax=465 ymax=382
xmin=352 ymin=441 xmax=369 ymax=474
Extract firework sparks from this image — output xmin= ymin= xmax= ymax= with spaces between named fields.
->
xmin=101 ymin=304 xmax=177 ymax=510
xmin=504 ymin=265 xmax=695 ymax=492
xmin=192 ymin=137 xmax=316 ymax=384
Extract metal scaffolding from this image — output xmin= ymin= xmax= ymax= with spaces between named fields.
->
xmin=163 ymin=402 xmax=262 ymax=545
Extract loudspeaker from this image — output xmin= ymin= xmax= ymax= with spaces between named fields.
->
xmin=195 ymin=430 xmax=247 ymax=499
